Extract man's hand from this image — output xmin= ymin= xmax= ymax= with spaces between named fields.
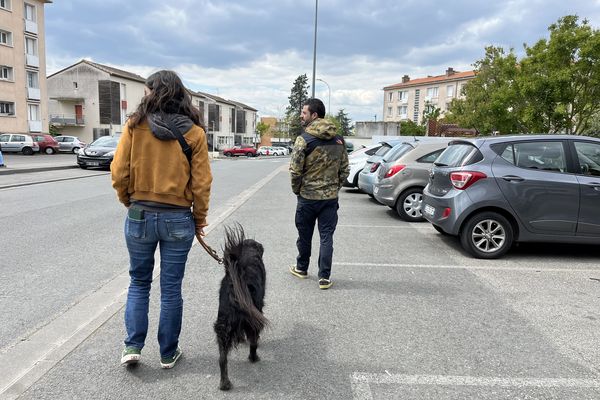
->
xmin=195 ymin=226 xmax=206 ymax=242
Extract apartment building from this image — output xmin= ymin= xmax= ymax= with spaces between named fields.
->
xmin=48 ymin=60 xmax=258 ymax=148
xmin=383 ymin=68 xmax=475 ymax=125
xmin=0 ymin=0 xmax=51 ymax=134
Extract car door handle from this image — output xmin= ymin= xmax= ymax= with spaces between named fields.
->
xmin=502 ymin=175 xmax=524 ymax=182
xmin=587 ymin=182 xmax=600 ymax=191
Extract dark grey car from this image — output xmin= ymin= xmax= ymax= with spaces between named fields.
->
xmin=422 ymin=135 xmax=600 ymax=259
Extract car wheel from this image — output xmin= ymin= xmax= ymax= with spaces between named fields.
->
xmin=460 ymin=212 xmax=514 ymax=259
xmin=396 ymin=188 xmax=425 ymax=222
xmin=72 ymin=147 xmax=80 ymax=154
xmin=352 ymin=173 xmax=359 ymax=188
xmin=224 ymin=152 xmax=232 ymax=157
xmin=22 ymin=147 xmax=34 ymax=155
xmin=44 ymin=147 xmax=54 ymax=155
xmin=79 ymin=165 xmax=88 ymax=169
xmin=246 ymin=152 xmax=253 ymax=157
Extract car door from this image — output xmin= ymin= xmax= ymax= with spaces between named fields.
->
xmin=491 ymin=140 xmax=579 ymax=235
xmin=0 ymin=134 xmax=11 ymax=152
xmin=572 ymin=140 xmax=600 ymax=236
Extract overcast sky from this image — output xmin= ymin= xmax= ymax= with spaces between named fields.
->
xmin=45 ymin=0 xmax=600 ymax=122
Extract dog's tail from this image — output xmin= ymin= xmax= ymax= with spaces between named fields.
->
xmin=223 ymin=224 xmax=268 ymax=332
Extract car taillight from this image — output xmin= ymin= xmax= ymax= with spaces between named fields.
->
xmin=385 ymin=164 xmax=406 ymax=178
xmin=450 ymin=171 xmax=487 ymax=190
xmin=370 ymin=162 xmax=380 ymax=173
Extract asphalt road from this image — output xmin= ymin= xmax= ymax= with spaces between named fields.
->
xmin=1 ymin=156 xmax=600 ymax=399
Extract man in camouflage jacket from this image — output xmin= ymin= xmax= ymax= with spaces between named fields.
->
xmin=289 ymin=98 xmax=349 ymax=290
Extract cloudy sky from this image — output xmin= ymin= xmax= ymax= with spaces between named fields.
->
xmin=45 ymin=0 xmax=600 ymax=122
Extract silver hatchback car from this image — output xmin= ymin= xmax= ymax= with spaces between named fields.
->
xmin=422 ymin=135 xmax=600 ymax=259
xmin=374 ymin=140 xmax=452 ymax=221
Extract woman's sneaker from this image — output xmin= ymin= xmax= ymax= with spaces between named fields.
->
xmin=120 ymin=347 xmax=141 ymax=366
xmin=160 ymin=347 xmax=183 ymax=369
xmin=319 ymin=278 xmax=333 ymax=290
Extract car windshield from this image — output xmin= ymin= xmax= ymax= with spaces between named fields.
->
xmin=383 ymin=143 xmax=414 ymax=162
xmin=90 ymin=136 xmax=119 ymax=148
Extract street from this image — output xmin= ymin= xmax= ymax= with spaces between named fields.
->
xmin=1 ymin=156 xmax=600 ymax=399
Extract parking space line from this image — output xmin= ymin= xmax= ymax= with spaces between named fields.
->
xmin=351 ymin=372 xmax=600 ymax=400
xmin=335 ymin=262 xmax=600 ymax=273
xmin=337 ymin=224 xmax=429 ymax=229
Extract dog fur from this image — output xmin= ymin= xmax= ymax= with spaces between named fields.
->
xmin=214 ymin=225 xmax=267 ymax=391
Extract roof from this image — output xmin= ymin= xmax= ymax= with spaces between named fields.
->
xmin=384 ymin=71 xmax=476 ymax=90
xmin=48 ymin=60 xmax=147 ymax=83
xmin=192 ymin=91 xmax=257 ymax=111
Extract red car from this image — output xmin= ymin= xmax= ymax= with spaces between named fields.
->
xmin=222 ymin=145 xmax=257 ymax=157
xmin=28 ymin=134 xmax=60 ymax=154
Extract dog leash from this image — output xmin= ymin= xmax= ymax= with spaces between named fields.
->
xmin=198 ymin=236 xmax=223 ymax=264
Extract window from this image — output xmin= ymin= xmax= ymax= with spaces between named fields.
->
xmin=24 ymin=3 xmax=35 ymax=21
xmin=388 ymin=92 xmax=393 ymax=102
xmin=28 ymin=104 xmax=39 ymax=121
xmin=73 ymin=81 xmax=78 ymax=89
xmin=501 ymin=141 xmax=566 ymax=172
xmin=0 ymin=0 xmax=10 ymax=11
xmin=397 ymin=105 xmax=407 ymax=118
xmin=26 ymin=71 xmax=38 ymax=88
xmin=447 ymin=85 xmax=455 ymax=97
xmin=436 ymin=143 xmax=483 ymax=167
xmin=426 ymin=87 xmax=439 ymax=99
xmin=398 ymin=91 xmax=408 ymax=103
xmin=11 ymin=134 xmax=25 ymax=142
xmin=574 ymin=142 xmax=600 ymax=176
xmin=0 ymin=65 xmax=13 ymax=80
xmin=387 ymin=106 xmax=392 ymax=117
xmin=0 ymin=101 xmax=15 ymax=115
xmin=418 ymin=149 xmax=445 ymax=163
xmin=0 ymin=29 xmax=12 ymax=46
xmin=25 ymin=37 xmax=37 ymax=55
xmin=0 ymin=134 xmax=9 ymax=141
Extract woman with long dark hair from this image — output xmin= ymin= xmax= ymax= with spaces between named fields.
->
xmin=111 ymin=70 xmax=212 ymax=369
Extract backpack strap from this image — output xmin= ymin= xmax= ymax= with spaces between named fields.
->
xmin=301 ymin=131 xmax=345 ymax=157
xmin=166 ymin=116 xmax=192 ymax=163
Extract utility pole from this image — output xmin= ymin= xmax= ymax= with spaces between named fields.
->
xmin=311 ymin=0 xmax=318 ymax=98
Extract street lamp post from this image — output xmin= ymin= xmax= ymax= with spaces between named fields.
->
xmin=311 ymin=0 xmax=318 ymax=98
xmin=316 ymin=78 xmax=330 ymax=114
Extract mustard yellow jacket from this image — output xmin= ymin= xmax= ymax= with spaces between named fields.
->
xmin=111 ymin=120 xmax=212 ymax=230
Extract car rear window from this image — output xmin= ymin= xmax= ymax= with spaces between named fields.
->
xmin=374 ymin=144 xmax=393 ymax=156
xmin=383 ymin=143 xmax=414 ymax=162
xmin=365 ymin=146 xmax=381 ymax=156
xmin=434 ymin=143 xmax=483 ymax=167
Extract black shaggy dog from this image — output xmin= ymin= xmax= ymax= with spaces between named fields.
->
xmin=214 ymin=225 xmax=268 ymax=391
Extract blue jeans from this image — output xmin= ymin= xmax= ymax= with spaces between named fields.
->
xmin=123 ymin=210 xmax=195 ymax=359
xmin=295 ymin=197 xmax=339 ymax=279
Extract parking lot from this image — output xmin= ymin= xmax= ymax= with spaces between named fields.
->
xmin=3 ymin=156 xmax=598 ymax=399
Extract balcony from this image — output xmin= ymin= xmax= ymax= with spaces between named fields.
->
xmin=28 ymin=120 xmax=42 ymax=132
xmin=27 ymin=87 xmax=40 ymax=100
xmin=25 ymin=20 xmax=38 ymax=34
xmin=50 ymin=114 xmax=85 ymax=126
xmin=26 ymin=54 xmax=39 ymax=68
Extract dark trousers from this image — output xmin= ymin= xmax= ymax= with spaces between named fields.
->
xmin=295 ymin=196 xmax=339 ymax=279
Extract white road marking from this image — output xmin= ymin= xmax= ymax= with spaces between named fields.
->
xmin=0 ymin=165 xmax=287 ymax=400
xmin=335 ymin=262 xmax=600 ymax=273
xmin=351 ymin=372 xmax=600 ymax=400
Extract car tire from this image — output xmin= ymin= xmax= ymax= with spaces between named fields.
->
xmin=395 ymin=188 xmax=425 ymax=222
xmin=44 ymin=147 xmax=54 ymax=155
xmin=224 ymin=152 xmax=232 ymax=157
xmin=352 ymin=173 xmax=359 ymax=188
xmin=432 ymin=225 xmax=448 ymax=235
xmin=79 ymin=165 xmax=88 ymax=169
xmin=72 ymin=147 xmax=80 ymax=154
xmin=22 ymin=147 xmax=34 ymax=155
xmin=246 ymin=152 xmax=253 ymax=157
xmin=460 ymin=211 xmax=514 ymax=259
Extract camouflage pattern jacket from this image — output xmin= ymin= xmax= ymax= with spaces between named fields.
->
xmin=289 ymin=118 xmax=350 ymax=200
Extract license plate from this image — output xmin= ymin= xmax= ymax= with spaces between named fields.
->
xmin=87 ymin=161 xmax=99 ymax=166
xmin=424 ymin=204 xmax=435 ymax=216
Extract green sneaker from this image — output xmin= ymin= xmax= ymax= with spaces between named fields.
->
xmin=160 ymin=347 xmax=183 ymax=369
xmin=121 ymin=347 xmax=141 ymax=366
xmin=289 ymin=265 xmax=308 ymax=279
xmin=319 ymin=278 xmax=333 ymax=290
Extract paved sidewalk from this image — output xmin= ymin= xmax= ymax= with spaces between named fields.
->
xmin=0 ymin=153 xmax=79 ymax=175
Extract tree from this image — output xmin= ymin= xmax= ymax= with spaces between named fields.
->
xmin=285 ymin=74 xmax=309 ymax=139
xmin=422 ymin=101 xmax=442 ymax=126
xmin=447 ymin=16 xmax=600 ymax=135
xmin=256 ymin=121 xmax=270 ymax=138
xmin=335 ymin=109 xmax=353 ymax=136
xmin=400 ymin=120 xmax=426 ymax=136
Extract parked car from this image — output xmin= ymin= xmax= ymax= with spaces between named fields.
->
xmin=0 ymin=133 xmax=40 ymax=155
xmin=28 ymin=134 xmax=60 ymax=154
xmin=345 ymin=140 xmax=355 ymax=153
xmin=55 ymin=135 xmax=86 ymax=154
xmin=77 ymin=135 xmax=119 ymax=169
xmin=344 ymin=144 xmax=383 ymax=187
xmin=374 ymin=140 xmax=452 ymax=221
xmin=422 ymin=135 xmax=600 ymax=259
xmin=357 ymin=140 xmax=404 ymax=195
xmin=223 ymin=145 xmax=257 ymax=157
xmin=271 ymin=146 xmax=289 ymax=155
